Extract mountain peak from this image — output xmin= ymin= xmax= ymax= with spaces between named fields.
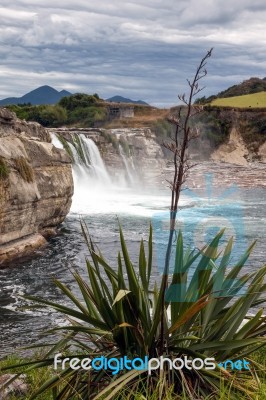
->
xmin=0 ymin=86 xmax=72 ymax=106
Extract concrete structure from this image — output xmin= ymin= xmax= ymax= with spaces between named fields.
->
xmin=107 ymin=103 xmax=134 ymax=119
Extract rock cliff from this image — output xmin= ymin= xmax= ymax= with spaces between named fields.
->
xmin=50 ymin=127 xmax=165 ymax=182
xmin=0 ymin=108 xmax=74 ymax=267
xmin=197 ymin=107 xmax=266 ymax=164
xmin=211 ymin=128 xmax=249 ymax=165
xmin=202 ymin=107 xmax=266 ymax=165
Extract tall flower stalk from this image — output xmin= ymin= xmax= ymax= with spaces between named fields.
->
xmin=157 ymin=48 xmax=213 ymax=353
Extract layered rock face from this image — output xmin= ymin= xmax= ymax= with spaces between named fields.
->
xmin=202 ymin=107 xmax=266 ymax=164
xmin=50 ymin=127 xmax=166 ymax=182
xmin=0 ymin=108 xmax=74 ymax=266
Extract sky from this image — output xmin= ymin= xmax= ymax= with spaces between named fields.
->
xmin=0 ymin=1 xmax=266 ymax=107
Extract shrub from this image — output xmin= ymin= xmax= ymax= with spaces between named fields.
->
xmin=101 ymin=131 xmax=119 ymax=151
xmin=68 ymin=106 xmax=107 ymax=127
xmin=152 ymin=119 xmax=173 ymax=139
xmin=38 ymin=105 xmax=67 ymax=127
xmin=0 ymin=157 xmax=9 ymax=180
xmin=6 ymin=104 xmax=31 ymax=120
xmin=58 ymin=93 xmax=102 ymax=111
xmin=14 ymin=157 xmax=34 ymax=182
xmin=119 ymin=136 xmax=130 ymax=156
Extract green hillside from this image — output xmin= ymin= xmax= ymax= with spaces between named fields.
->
xmin=211 ymin=91 xmax=266 ymax=108
xmin=214 ymin=77 xmax=266 ymax=98
xmin=195 ymin=77 xmax=266 ymax=104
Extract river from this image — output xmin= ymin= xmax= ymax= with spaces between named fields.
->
xmin=0 ymin=146 xmax=265 ymax=357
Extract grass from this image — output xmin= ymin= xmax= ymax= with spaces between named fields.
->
xmin=0 ymin=157 xmax=9 ymax=180
xmin=0 ymin=354 xmax=54 ymax=400
xmin=1 ymin=347 xmax=265 ymax=399
xmin=14 ymin=157 xmax=34 ymax=183
xmin=211 ymin=91 xmax=266 ymax=108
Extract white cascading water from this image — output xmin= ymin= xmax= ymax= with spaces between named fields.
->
xmin=118 ymin=144 xmax=135 ymax=185
xmin=67 ymin=140 xmax=89 ymax=182
xmin=50 ymin=131 xmax=172 ymax=216
xmin=68 ymin=140 xmax=82 ymax=164
xmin=79 ymin=134 xmax=111 ymax=184
xmin=50 ymin=132 xmax=64 ymax=149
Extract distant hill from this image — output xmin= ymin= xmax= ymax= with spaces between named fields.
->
xmin=0 ymin=85 xmax=72 ymax=106
xmin=107 ymin=95 xmax=149 ymax=105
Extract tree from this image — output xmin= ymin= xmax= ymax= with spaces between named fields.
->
xmin=37 ymin=105 xmax=67 ymax=127
xmin=58 ymin=93 xmax=101 ymax=111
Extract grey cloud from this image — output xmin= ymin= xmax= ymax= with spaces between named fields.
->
xmin=0 ymin=1 xmax=266 ymax=106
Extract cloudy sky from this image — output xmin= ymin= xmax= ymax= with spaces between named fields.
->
xmin=0 ymin=0 xmax=266 ymax=107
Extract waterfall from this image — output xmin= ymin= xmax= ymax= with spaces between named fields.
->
xmin=67 ymin=141 xmax=89 ymax=182
xmin=50 ymin=132 xmax=64 ymax=149
xmin=49 ymin=130 xmax=170 ymax=217
xmin=78 ymin=134 xmax=111 ymax=184
xmin=118 ymin=144 xmax=135 ymax=185
xmin=68 ymin=141 xmax=82 ymax=165
xmin=50 ymin=131 xmax=111 ymax=185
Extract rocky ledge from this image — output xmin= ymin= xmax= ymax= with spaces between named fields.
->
xmin=0 ymin=108 xmax=74 ymax=267
xmin=50 ymin=127 xmax=166 ymax=182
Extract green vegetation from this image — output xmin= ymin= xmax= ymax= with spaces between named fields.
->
xmin=194 ymin=106 xmax=266 ymax=153
xmin=14 ymin=157 xmax=34 ymax=182
xmin=152 ymin=118 xmax=173 ymax=139
xmin=162 ymin=107 xmax=232 ymax=153
xmin=56 ymin=135 xmax=75 ymax=161
xmin=237 ymin=111 xmax=266 ymax=153
xmin=68 ymin=105 xmax=107 ymax=126
xmin=193 ymin=109 xmax=232 ymax=148
xmin=56 ymin=93 xmax=107 ymax=127
xmin=211 ymin=92 xmax=266 ymax=108
xmin=7 ymin=104 xmax=68 ymax=127
xmin=217 ymin=77 xmax=266 ymax=98
xmin=58 ymin=93 xmax=101 ymax=110
xmin=7 ymin=93 xmax=107 ymax=128
xmin=100 ymin=130 xmax=119 ymax=151
xmin=119 ymin=136 xmax=130 ymax=156
xmin=0 ymin=157 xmax=9 ymax=180
xmin=72 ymin=134 xmax=87 ymax=163
xmin=1 ymin=346 xmax=266 ymax=399
xmin=3 ymin=225 xmax=265 ymax=399
xmin=0 ymin=354 xmax=54 ymax=400
xmin=6 ymin=92 xmax=165 ymax=130
xmin=35 ymin=105 xmax=67 ymax=127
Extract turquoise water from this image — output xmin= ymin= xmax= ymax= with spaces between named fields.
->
xmin=0 ymin=164 xmax=265 ymax=357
